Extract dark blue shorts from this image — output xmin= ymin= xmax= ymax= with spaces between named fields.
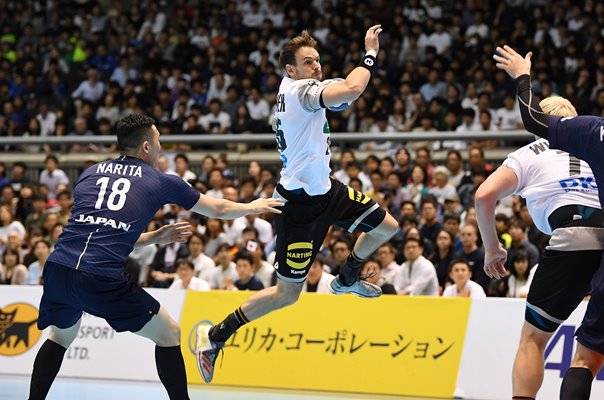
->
xmin=576 ymin=255 xmax=604 ymax=354
xmin=38 ymin=261 xmax=160 ymax=333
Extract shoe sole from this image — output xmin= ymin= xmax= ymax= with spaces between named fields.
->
xmin=195 ymin=324 xmax=214 ymax=383
xmin=329 ymin=282 xmax=381 ymax=298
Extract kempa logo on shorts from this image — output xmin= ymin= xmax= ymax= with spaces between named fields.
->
xmin=0 ymin=303 xmax=42 ymax=356
xmin=286 ymin=241 xmax=313 ymax=269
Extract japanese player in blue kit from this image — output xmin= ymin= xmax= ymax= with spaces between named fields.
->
xmin=28 ymin=114 xmax=282 ymax=400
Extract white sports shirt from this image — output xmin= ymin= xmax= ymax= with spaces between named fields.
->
xmin=274 ymin=77 xmax=334 ymax=195
xmin=502 ymin=138 xmax=601 ymax=235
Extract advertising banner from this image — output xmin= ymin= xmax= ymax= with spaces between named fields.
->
xmin=181 ymin=291 xmax=472 ymax=398
xmin=456 ymin=298 xmax=604 ymax=400
xmin=0 ymin=286 xmax=184 ymax=382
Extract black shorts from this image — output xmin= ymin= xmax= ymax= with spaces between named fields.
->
xmin=526 ymin=204 xmax=604 ymax=332
xmin=38 ymin=261 xmax=160 ymax=332
xmin=577 ymin=255 xmax=604 ymax=355
xmin=525 ymin=248 xmax=602 ymax=332
xmin=273 ymin=178 xmax=387 ymax=283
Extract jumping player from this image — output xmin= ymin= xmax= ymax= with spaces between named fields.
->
xmin=494 ymin=44 xmax=604 ymax=400
xmin=196 ymin=25 xmax=399 ymax=383
xmin=475 ymin=96 xmax=604 ymax=400
xmin=28 ymin=114 xmax=282 ymax=400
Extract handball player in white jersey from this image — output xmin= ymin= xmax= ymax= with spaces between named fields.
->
xmin=196 ymin=25 xmax=399 ymax=383
xmin=475 ymin=96 xmax=604 ymax=400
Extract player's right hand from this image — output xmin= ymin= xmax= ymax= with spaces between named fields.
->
xmin=249 ymin=197 xmax=284 ymax=215
xmin=493 ymin=45 xmax=532 ymax=79
xmin=484 ymin=245 xmax=508 ymax=280
xmin=364 ymin=24 xmax=382 ymax=54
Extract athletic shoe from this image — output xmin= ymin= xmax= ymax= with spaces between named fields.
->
xmin=329 ymin=276 xmax=382 ymax=298
xmin=196 ymin=324 xmax=223 ymax=384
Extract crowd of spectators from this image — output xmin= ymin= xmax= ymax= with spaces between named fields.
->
xmin=1 ymin=0 xmax=602 ymax=296
xmin=0 ymin=144 xmax=548 ymax=298
xmin=1 ymin=0 xmax=604 ymax=152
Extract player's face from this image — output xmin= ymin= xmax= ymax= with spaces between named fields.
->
xmin=290 ymin=47 xmax=321 ymax=80
xmin=147 ymin=125 xmax=162 ymax=167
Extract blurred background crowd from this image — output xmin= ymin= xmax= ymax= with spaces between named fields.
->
xmin=1 ymin=0 xmax=601 ymax=297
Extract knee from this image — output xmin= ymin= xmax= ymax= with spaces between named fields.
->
xmin=276 ymin=289 xmax=301 ymax=309
xmin=377 ymin=215 xmax=399 ymax=240
xmin=520 ymin=325 xmax=551 ymax=348
xmin=157 ymin=322 xmax=181 ymax=347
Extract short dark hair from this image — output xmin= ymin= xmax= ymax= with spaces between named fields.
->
xmin=403 ymin=237 xmax=423 ymax=248
xmin=279 ymin=30 xmax=318 ymax=70
xmin=448 ymin=258 xmax=471 ymax=273
xmin=115 ymin=114 xmax=155 ymax=151
xmin=174 ymin=153 xmax=189 ymax=164
xmin=234 ymin=251 xmax=254 ymax=265
xmin=175 ymin=258 xmax=195 ymax=270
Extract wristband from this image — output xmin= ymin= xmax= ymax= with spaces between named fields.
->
xmin=358 ymin=53 xmax=376 ymax=74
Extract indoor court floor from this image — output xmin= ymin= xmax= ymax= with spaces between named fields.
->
xmin=0 ymin=375 xmax=444 ymax=400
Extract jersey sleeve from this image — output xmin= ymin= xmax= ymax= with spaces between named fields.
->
xmin=548 ymin=116 xmax=604 ymax=164
xmin=158 ymin=173 xmax=200 ymax=209
xmin=501 ymin=152 xmax=523 ymax=194
xmin=296 ymin=79 xmax=328 ymax=112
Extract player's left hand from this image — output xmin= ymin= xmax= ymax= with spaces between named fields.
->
xmin=155 ymin=221 xmax=193 ymax=245
xmin=493 ymin=45 xmax=532 ymax=79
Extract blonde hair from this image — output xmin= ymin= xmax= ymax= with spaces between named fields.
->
xmin=539 ymin=96 xmax=578 ymax=117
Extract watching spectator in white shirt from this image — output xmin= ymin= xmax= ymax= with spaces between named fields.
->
xmin=442 ymin=259 xmax=486 ymax=298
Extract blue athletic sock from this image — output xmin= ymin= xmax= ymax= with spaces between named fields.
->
xmin=155 ymin=345 xmax=190 ymax=400
xmin=560 ymin=367 xmax=593 ymax=400
xmin=210 ymin=307 xmax=249 ymax=344
xmin=29 ymin=339 xmax=66 ymax=400
xmin=340 ymin=251 xmax=364 ymax=285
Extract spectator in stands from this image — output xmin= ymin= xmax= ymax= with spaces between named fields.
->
xmin=419 ymin=195 xmax=442 ymax=246
xmin=203 ymin=217 xmax=228 ymax=258
xmin=169 ymin=258 xmax=211 ymax=291
xmin=148 ymin=240 xmax=190 ymax=289
xmin=71 ymin=68 xmax=104 ymax=103
xmin=0 ymin=204 xmax=26 ymax=256
xmin=55 ymin=190 xmax=72 ymax=226
xmin=187 ymin=232 xmax=216 ymax=284
xmin=200 ymin=99 xmax=232 ymax=134
xmin=302 ymin=256 xmax=335 ymax=294
xmin=38 ymin=155 xmax=69 ymax=200
xmin=457 ymin=223 xmax=488 ymax=293
xmin=505 ymin=218 xmax=540 ymax=271
xmin=394 ymin=237 xmax=439 ymax=296
xmin=442 ymin=259 xmax=486 ymax=298
xmin=328 ymin=238 xmax=352 ymax=276
xmin=375 ymin=243 xmax=400 ymax=285
xmin=25 ymin=240 xmax=51 ymax=285
xmin=174 ymin=153 xmax=197 ymax=183
xmin=0 ymin=247 xmax=28 ymax=285
xmin=429 ymin=166 xmax=458 ymax=206
xmin=430 ymin=229 xmax=455 ymax=290
xmin=402 ymin=165 xmax=429 ymax=209
xmin=227 ymin=251 xmax=264 ymax=291
xmin=213 ymin=243 xmax=239 ymax=290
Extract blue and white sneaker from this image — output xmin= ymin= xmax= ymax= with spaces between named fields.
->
xmin=196 ymin=324 xmax=223 ymax=384
xmin=329 ymin=276 xmax=382 ymax=298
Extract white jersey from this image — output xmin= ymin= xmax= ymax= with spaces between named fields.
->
xmin=502 ymin=138 xmax=601 ymax=234
xmin=274 ymin=77 xmax=333 ymax=195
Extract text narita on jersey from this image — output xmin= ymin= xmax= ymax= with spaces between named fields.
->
xmin=74 ymin=214 xmax=132 ymax=232
xmin=96 ymin=162 xmax=142 ymax=178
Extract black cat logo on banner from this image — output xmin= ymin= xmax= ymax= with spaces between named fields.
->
xmin=0 ymin=303 xmax=42 ymax=356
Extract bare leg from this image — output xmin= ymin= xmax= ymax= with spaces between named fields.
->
xmin=135 ymin=306 xmax=189 ymax=400
xmin=512 ymin=322 xmax=553 ymax=398
xmin=29 ymin=319 xmax=82 ymax=400
xmin=241 ymin=279 xmax=304 ymax=320
xmin=570 ymin=342 xmax=604 ymax=377
xmin=351 ymin=213 xmax=399 ymax=259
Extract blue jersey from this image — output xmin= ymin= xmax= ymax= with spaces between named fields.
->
xmin=548 ymin=116 xmax=604 ymax=210
xmin=47 ymin=155 xmax=200 ymax=278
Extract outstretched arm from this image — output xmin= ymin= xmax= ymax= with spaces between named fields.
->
xmin=493 ymin=45 xmax=553 ymax=139
xmin=475 ymin=166 xmax=518 ymax=279
xmin=321 ymin=25 xmax=382 ymax=107
xmin=135 ymin=221 xmax=193 ymax=249
xmin=189 ymin=194 xmax=283 ymax=220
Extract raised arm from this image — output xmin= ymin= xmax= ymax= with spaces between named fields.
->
xmin=493 ymin=45 xmax=553 ymax=139
xmin=475 ymin=166 xmax=518 ymax=279
xmin=189 ymin=194 xmax=283 ymax=220
xmin=321 ymin=25 xmax=382 ymax=107
xmin=134 ymin=221 xmax=193 ymax=249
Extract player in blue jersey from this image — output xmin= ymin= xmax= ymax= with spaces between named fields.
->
xmin=28 ymin=114 xmax=282 ymax=400
xmin=494 ymin=45 xmax=604 ymax=400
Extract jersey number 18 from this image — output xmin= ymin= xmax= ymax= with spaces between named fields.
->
xmin=95 ymin=177 xmax=131 ymax=211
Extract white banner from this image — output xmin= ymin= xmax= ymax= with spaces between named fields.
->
xmin=0 ymin=286 xmax=184 ymax=382
xmin=456 ymin=298 xmax=604 ymax=400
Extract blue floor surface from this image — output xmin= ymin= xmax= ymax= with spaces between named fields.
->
xmin=1 ymin=375 xmax=442 ymax=400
